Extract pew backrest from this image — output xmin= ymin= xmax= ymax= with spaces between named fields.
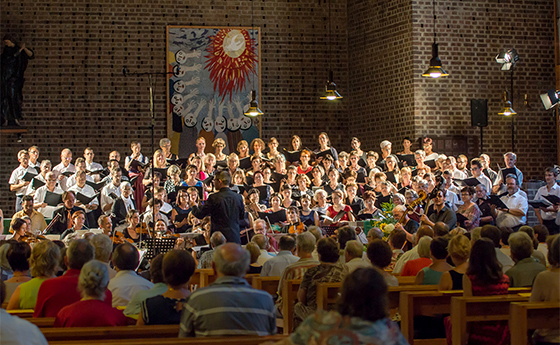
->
xmin=252 ymin=276 xmax=281 ymax=297
xmin=510 ymin=301 xmax=560 ymax=345
xmin=41 ymin=324 xmax=180 ymax=342
xmin=47 ymin=334 xmax=288 ymax=345
xmin=280 ymin=279 xmax=301 ymax=335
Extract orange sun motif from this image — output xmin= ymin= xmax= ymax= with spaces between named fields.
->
xmin=204 ymin=29 xmax=258 ymax=102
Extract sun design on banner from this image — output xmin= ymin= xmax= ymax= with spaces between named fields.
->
xmin=204 ymin=29 xmax=258 ymax=102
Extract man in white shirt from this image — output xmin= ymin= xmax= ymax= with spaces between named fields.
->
xmin=66 ymin=158 xmax=94 ymax=190
xmin=84 ymin=147 xmax=103 ymax=172
xmin=491 ymin=174 xmax=528 ymax=231
xmin=445 ymin=156 xmax=467 ymax=180
xmin=53 ymin=148 xmax=76 ymax=191
xmin=33 ymin=172 xmax=64 ymax=218
xmin=28 ymin=145 xmax=40 ymax=170
xmin=97 ymin=215 xmax=112 ymax=236
xmin=533 ymin=167 xmax=560 ymax=235
xmin=344 ymin=240 xmax=370 ymax=272
xmin=492 ymin=152 xmax=524 ymax=195
xmin=252 ymin=234 xmax=275 ymax=265
xmin=108 ymin=243 xmax=154 ymax=307
xmin=26 ymin=159 xmax=52 ymax=196
xmin=9 ymin=150 xmax=37 ymax=212
xmin=469 ymin=158 xmax=493 ymax=192
xmin=261 ymin=235 xmax=299 ymax=277
xmin=68 ymin=170 xmax=99 ymax=226
xmin=101 ymin=167 xmax=122 ymax=214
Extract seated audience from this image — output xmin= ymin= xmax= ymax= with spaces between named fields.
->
xmin=401 ymin=236 xmax=433 ymax=277
xmin=7 ymin=241 xmax=60 ymax=310
xmin=4 ymin=242 xmax=32 ymax=301
xmin=533 ymin=224 xmax=550 ymax=265
xmin=392 ymin=225 xmax=434 ymax=274
xmin=34 ymin=239 xmax=111 ymax=317
xmin=481 ymin=225 xmax=514 ymax=272
xmin=89 ymin=234 xmax=117 ymax=279
xmin=415 ymin=237 xmax=452 ymax=285
xmin=367 ymin=239 xmax=398 ymax=286
xmin=276 ymin=232 xmax=319 ymax=317
xmin=139 ymin=250 xmax=195 ymax=325
xmin=344 ymin=240 xmax=370 ymax=272
xmin=519 ymin=226 xmax=547 ymax=265
xmin=293 ymin=238 xmax=348 ymax=329
xmin=246 ymin=242 xmax=263 ymax=274
xmin=505 ymin=232 xmax=546 ymax=287
xmin=261 ymin=235 xmax=298 ymax=277
xmin=288 ymin=268 xmax=408 ymax=345
xmin=179 ymin=243 xmax=276 ymax=337
xmin=108 ymin=243 xmax=154 ymax=307
xmin=252 ymin=234 xmax=275 ymax=265
xmin=439 ymin=234 xmax=470 ymax=291
xmin=124 ymin=254 xmax=166 ymax=318
xmin=198 ymin=231 xmax=226 ymax=269
xmin=54 ymin=260 xmax=128 ymax=327
xmin=0 ymin=281 xmax=48 ymax=345
xmin=387 ymin=229 xmax=406 ymax=270
xmin=462 ymin=238 xmax=510 ymax=345
xmin=530 ymin=235 xmax=559 ymax=345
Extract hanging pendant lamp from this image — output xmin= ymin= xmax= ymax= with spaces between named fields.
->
xmin=422 ymin=0 xmax=448 ymax=79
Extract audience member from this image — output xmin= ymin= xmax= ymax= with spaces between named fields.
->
xmin=198 ymin=232 xmax=226 ymax=269
xmin=7 ymin=241 xmax=59 ymax=310
xmin=392 ymin=225 xmax=434 ymax=274
xmin=4 ymin=242 xmax=31 ymax=301
xmin=415 ymin=237 xmax=452 ymax=285
xmin=433 ymin=222 xmax=450 ymax=238
xmin=252 ymin=234 xmax=275 ymax=265
xmin=261 ymin=235 xmax=298 ymax=277
xmin=533 ymin=224 xmax=550 ymax=265
xmin=530 ymin=235 xmax=559 ymax=344
xmin=344 ymin=240 xmax=370 ymax=272
xmin=246 ymin=242 xmax=263 ymax=274
xmin=293 ymin=238 xmax=348 ymax=329
xmin=179 ymin=243 xmax=276 ymax=337
xmin=139 ymin=250 xmax=195 ymax=325
xmin=439 ymin=234 xmax=470 ymax=291
xmin=89 ymin=234 xmax=117 ymax=278
xmin=34 ymin=239 xmax=111 ymax=317
xmin=481 ymin=225 xmax=514 ymax=272
xmin=387 ymin=229 xmax=406 ymax=270
xmin=505 ymin=232 xmax=546 ymax=287
xmin=0 ymin=281 xmax=48 ymax=345
xmin=401 ymin=236 xmax=433 ymax=277
xmin=124 ymin=254 xmax=166 ymax=318
xmin=54 ymin=260 xmax=128 ymax=327
xmin=108 ymin=243 xmax=153 ymax=307
xmin=288 ymin=268 xmax=408 ymax=345
xmin=519 ymin=226 xmax=547 ymax=265
xmin=276 ymin=232 xmax=319 ymax=317
xmin=367 ymin=240 xmax=398 ymax=286
xmin=336 ymin=226 xmax=357 ymax=263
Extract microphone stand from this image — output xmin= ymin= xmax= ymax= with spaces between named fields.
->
xmin=122 ymin=67 xmax=173 ymax=249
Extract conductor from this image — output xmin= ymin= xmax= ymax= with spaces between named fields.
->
xmin=190 ymin=170 xmax=245 ymax=244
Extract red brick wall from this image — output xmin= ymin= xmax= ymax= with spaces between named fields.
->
xmin=0 ymin=0 xmax=348 ymax=215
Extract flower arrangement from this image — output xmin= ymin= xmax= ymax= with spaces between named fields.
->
xmin=367 ymin=202 xmax=398 ymax=240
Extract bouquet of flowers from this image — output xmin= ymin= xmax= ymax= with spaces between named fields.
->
xmin=367 ymin=202 xmax=398 ymax=240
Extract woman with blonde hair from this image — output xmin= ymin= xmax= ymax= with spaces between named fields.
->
xmin=212 ymin=138 xmax=227 ymax=162
xmin=439 ymin=234 xmax=471 ymax=290
xmin=7 ymin=241 xmax=60 ymax=310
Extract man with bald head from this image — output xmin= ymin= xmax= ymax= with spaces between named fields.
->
xmin=179 ymin=243 xmax=276 ymax=337
xmin=198 ymin=231 xmax=226 ymax=269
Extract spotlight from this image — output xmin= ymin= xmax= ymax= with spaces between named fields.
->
xmin=495 ymin=48 xmax=518 ymax=71
xmin=540 ymin=90 xmax=560 ymax=110
xmin=498 ymin=91 xmax=516 ymax=116
xmin=320 ymin=71 xmax=343 ymax=100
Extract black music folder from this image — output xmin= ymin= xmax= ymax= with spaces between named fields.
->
xmin=454 ymin=178 xmax=480 ymax=187
xmin=166 ymin=158 xmax=190 ymax=169
xmin=258 ymin=209 xmax=287 ymax=224
xmin=31 ymin=178 xmax=45 ymax=190
xmin=22 ymin=170 xmax=38 ymax=182
xmin=130 ymin=160 xmax=149 ymax=171
xmin=528 ymin=200 xmax=552 ymax=209
xmin=543 ymin=194 xmax=560 ymax=205
xmin=488 ymin=195 xmax=509 ymax=210
xmin=86 ymin=180 xmax=107 ymax=192
xmin=396 ymin=154 xmax=416 ymax=167
xmin=76 ymin=192 xmax=99 ymax=205
xmin=282 ymin=148 xmax=302 ymax=163
xmin=239 ymin=157 xmax=252 ymax=170
xmin=424 ymin=159 xmax=437 ymax=169
xmin=45 ymin=191 xmax=63 ymax=207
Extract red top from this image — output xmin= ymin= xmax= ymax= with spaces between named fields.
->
xmin=326 ymin=205 xmax=352 ymax=221
xmin=297 ymin=166 xmax=312 ymax=175
xmin=54 ymin=299 xmax=129 ymax=327
xmin=34 ymin=269 xmax=112 ymax=318
xmin=400 ymin=257 xmax=432 ymax=277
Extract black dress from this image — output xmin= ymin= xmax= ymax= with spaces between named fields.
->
xmin=173 ymin=205 xmax=191 ymax=233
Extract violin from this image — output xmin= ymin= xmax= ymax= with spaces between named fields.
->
xmin=20 ymin=233 xmax=48 ymax=244
xmin=111 ymin=231 xmax=134 ymax=244
xmin=398 ymin=190 xmax=427 ymax=224
xmin=136 ymin=223 xmax=152 ymax=235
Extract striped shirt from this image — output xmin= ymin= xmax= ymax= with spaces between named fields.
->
xmin=179 ymin=276 xmax=276 ymax=337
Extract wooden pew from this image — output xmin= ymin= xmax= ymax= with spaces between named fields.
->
xmin=48 ymin=334 xmax=288 ymax=345
xmin=29 ymin=317 xmax=56 ymax=328
xmin=199 ymin=269 xmax=217 ymax=287
xmin=451 ymin=295 xmax=530 ymax=345
xmin=41 ymin=325 xmax=180 ymax=342
xmin=280 ymin=279 xmax=301 ymax=335
xmin=244 ymin=273 xmax=260 ymax=286
xmin=397 ymin=275 xmax=417 ymax=286
xmin=6 ymin=309 xmax=34 ymax=318
xmin=400 ymin=288 xmax=532 ymax=345
xmin=190 ymin=269 xmax=213 ymax=288
xmin=252 ymin=276 xmax=281 ymax=297
xmin=510 ymin=302 xmax=560 ymax=345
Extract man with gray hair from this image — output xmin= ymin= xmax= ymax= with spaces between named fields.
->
xmin=34 ymin=239 xmax=111 ymax=317
xmin=198 ymin=231 xmax=226 ymax=269
xmin=179 ymin=243 xmax=276 ymax=337
xmin=344 ymin=240 xmax=371 ymax=272
xmin=260 ymin=235 xmax=298 ymax=277
xmin=251 ymin=234 xmax=274 ymax=265
xmin=89 ymin=234 xmax=117 ymax=278
xmin=505 ymin=232 xmax=546 ymax=287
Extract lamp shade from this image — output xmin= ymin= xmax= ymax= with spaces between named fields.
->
xmin=422 ymin=43 xmax=449 ymax=78
xmin=540 ymin=90 xmax=560 ymax=110
xmin=320 ymin=71 xmax=343 ymax=100
xmin=244 ymin=90 xmax=263 ymax=116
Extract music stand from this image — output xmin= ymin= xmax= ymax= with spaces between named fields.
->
xmin=321 ymin=225 xmax=339 ymax=237
xmin=144 ymin=237 xmax=177 ymax=261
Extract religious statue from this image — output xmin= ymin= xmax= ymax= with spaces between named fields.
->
xmin=1 ymin=34 xmax=34 ymax=127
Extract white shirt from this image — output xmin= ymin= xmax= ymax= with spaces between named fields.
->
xmin=424 ymin=153 xmax=439 ymax=162
xmin=445 ymin=190 xmax=463 ymax=212
xmin=344 ymin=257 xmax=372 ymax=273
xmin=475 ymin=174 xmax=493 ymax=194
xmin=101 ymin=182 xmax=121 ymax=214
xmin=9 ymin=165 xmax=38 ymax=195
xmin=534 ymin=183 xmax=560 ymax=220
xmin=53 ymin=162 xmax=76 ymax=174
xmin=494 ymin=166 xmax=524 ymax=186
xmin=496 ymin=190 xmax=528 ymax=228
xmin=392 ymin=245 xmax=419 ymax=274
xmin=65 ymin=173 xmax=93 ymax=190
xmin=260 ymin=251 xmax=299 ymax=277
xmin=34 ymin=185 xmax=65 ymax=218
xmin=257 ymin=249 xmax=275 ymax=266
xmin=108 ymin=270 xmax=154 ymax=307
xmin=86 ymin=161 xmax=104 ymax=172
xmin=25 ymin=173 xmax=47 ymax=196
xmin=452 ymin=169 xmax=467 ymax=180
xmin=0 ymin=309 xmax=48 ymax=345
xmin=68 ymin=184 xmax=99 ymax=212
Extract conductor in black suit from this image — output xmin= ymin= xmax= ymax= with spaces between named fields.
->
xmin=190 ymin=170 xmax=245 ymax=244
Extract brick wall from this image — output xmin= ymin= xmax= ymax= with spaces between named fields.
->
xmin=0 ymin=0 xmax=349 ymax=215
